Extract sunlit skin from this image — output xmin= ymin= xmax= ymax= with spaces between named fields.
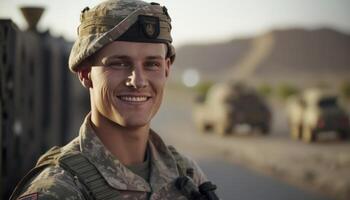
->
xmin=78 ymin=41 xmax=171 ymax=165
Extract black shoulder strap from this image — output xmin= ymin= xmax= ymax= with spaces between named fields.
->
xmin=168 ymin=145 xmax=194 ymax=178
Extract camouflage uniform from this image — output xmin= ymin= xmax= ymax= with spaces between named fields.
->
xmin=15 ymin=114 xmax=207 ymax=199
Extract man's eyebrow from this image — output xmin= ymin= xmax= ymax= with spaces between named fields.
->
xmin=101 ymin=55 xmax=131 ymax=65
xmin=105 ymin=55 xmax=131 ymax=60
xmin=145 ymin=55 xmax=164 ymax=59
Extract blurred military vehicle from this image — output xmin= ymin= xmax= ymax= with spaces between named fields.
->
xmin=286 ymin=88 xmax=350 ymax=143
xmin=193 ymin=82 xmax=271 ymax=136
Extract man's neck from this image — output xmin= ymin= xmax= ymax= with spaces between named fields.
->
xmin=90 ymin=112 xmax=150 ymax=166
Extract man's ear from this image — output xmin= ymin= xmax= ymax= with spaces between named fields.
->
xmin=165 ymin=58 xmax=171 ymax=78
xmin=77 ymin=66 xmax=92 ymax=89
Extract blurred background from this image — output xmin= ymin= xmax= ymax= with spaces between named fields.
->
xmin=1 ymin=0 xmax=350 ymax=200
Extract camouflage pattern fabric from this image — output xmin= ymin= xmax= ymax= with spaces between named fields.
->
xmin=16 ymin=114 xmax=207 ymax=199
xmin=68 ymin=0 xmax=175 ymax=72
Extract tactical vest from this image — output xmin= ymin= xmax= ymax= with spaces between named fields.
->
xmin=10 ymin=145 xmax=193 ymax=200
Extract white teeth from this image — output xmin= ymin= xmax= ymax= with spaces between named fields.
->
xmin=119 ymin=96 xmax=148 ymax=102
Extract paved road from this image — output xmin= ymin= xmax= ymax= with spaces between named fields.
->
xmin=199 ymin=159 xmax=332 ymax=200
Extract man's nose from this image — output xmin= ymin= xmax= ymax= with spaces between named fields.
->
xmin=126 ymin=68 xmax=148 ymax=89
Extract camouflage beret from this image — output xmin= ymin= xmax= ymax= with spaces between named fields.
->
xmin=68 ymin=0 xmax=175 ymax=72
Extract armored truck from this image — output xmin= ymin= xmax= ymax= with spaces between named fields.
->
xmin=286 ymin=89 xmax=350 ymax=142
xmin=193 ymin=82 xmax=271 ymax=136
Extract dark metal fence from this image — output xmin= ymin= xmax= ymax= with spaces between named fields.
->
xmin=0 ymin=19 xmax=88 ymax=199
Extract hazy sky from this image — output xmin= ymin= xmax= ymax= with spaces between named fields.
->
xmin=1 ymin=0 xmax=350 ymax=47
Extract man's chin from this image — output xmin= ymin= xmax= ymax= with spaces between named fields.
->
xmin=117 ymin=119 xmax=150 ymax=130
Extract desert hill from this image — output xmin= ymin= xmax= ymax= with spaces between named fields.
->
xmin=174 ymin=28 xmax=350 ymax=86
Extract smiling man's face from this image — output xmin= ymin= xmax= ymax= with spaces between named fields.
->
xmin=87 ymin=41 xmax=170 ymax=128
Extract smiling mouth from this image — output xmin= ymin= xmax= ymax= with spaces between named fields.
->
xmin=117 ymin=96 xmax=151 ymax=103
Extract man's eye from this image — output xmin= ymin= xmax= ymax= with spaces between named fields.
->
xmin=145 ymin=61 xmax=161 ymax=70
xmin=109 ymin=62 xmax=131 ymax=69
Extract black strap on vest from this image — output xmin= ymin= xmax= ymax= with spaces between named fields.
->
xmin=168 ymin=145 xmax=194 ymax=178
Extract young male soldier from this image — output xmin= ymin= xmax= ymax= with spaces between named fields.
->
xmin=11 ymin=0 xmax=219 ymax=199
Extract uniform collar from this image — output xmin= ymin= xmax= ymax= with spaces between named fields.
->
xmin=78 ymin=114 xmax=179 ymax=193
